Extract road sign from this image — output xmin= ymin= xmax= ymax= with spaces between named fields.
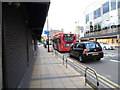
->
xmin=44 ymin=30 xmax=50 ymax=35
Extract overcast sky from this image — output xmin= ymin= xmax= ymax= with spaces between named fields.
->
xmin=43 ymin=0 xmax=97 ymax=33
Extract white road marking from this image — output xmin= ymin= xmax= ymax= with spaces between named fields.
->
xmin=104 ymin=54 xmax=118 ymax=57
xmin=110 ymin=60 xmax=120 ymax=63
xmin=68 ymin=58 xmax=73 ymax=62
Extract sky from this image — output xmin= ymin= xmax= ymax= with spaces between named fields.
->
xmin=43 ymin=0 xmax=97 ymax=34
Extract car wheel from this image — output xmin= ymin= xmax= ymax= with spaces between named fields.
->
xmin=78 ymin=56 xmax=84 ymax=63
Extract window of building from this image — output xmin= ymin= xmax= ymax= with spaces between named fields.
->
xmin=97 ymin=8 xmax=101 ymax=18
xmin=94 ymin=8 xmax=101 ymax=19
xmin=94 ymin=10 xmax=97 ymax=19
xmin=118 ymin=1 xmax=120 ymax=8
xmin=111 ymin=0 xmax=116 ymax=10
xmin=103 ymin=2 xmax=109 ymax=14
xmin=86 ymin=14 xmax=89 ymax=23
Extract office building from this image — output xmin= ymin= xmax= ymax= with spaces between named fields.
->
xmin=81 ymin=0 xmax=120 ymax=46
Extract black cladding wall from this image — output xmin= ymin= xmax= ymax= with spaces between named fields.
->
xmin=3 ymin=3 xmax=33 ymax=88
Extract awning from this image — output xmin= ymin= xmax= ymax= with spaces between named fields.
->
xmin=2 ymin=0 xmax=50 ymax=40
xmin=24 ymin=2 xmax=50 ymax=39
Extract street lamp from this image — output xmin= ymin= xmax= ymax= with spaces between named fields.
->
xmin=47 ymin=16 xmax=50 ymax=52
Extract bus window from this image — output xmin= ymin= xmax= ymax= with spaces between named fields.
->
xmin=63 ymin=34 xmax=75 ymax=42
xmin=57 ymin=38 xmax=60 ymax=44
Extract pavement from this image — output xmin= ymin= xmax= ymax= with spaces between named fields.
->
xmin=28 ymin=45 xmax=92 ymax=88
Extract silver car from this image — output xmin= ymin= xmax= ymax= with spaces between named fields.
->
xmin=99 ymin=43 xmax=115 ymax=50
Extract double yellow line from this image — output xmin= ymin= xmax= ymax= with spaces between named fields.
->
xmin=69 ymin=59 xmax=120 ymax=88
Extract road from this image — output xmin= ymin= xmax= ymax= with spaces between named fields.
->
xmin=55 ymin=49 xmax=119 ymax=88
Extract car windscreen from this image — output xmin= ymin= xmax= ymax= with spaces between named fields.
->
xmin=86 ymin=42 xmax=101 ymax=49
xmin=63 ymin=34 xmax=75 ymax=42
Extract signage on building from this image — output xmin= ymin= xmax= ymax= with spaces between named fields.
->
xmin=44 ymin=30 xmax=50 ymax=35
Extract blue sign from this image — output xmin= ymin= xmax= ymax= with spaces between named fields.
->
xmin=44 ymin=30 xmax=50 ymax=35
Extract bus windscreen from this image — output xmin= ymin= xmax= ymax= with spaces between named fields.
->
xmin=63 ymin=34 xmax=74 ymax=42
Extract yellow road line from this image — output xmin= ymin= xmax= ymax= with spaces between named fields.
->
xmin=75 ymin=61 xmax=120 ymax=88
xmin=72 ymin=61 xmax=120 ymax=88
xmin=55 ymin=54 xmax=120 ymax=88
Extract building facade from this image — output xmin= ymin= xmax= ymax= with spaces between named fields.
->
xmin=73 ymin=26 xmax=84 ymax=41
xmin=1 ymin=1 xmax=50 ymax=89
xmin=50 ymin=29 xmax=64 ymax=36
xmin=82 ymin=0 xmax=120 ymax=46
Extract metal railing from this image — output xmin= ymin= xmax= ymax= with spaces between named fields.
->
xmin=51 ymin=48 xmax=99 ymax=89
xmin=62 ymin=55 xmax=68 ymax=68
xmin=52 ymin=49 xmax=68 ymax=68
xmin=85 ymin=67 xmax=99 ymax=90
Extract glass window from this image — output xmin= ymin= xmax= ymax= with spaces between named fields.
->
xmin=57 ymin=38 xmax=60 ymax=44
xmin=111 ymin=0 xmax=116 ymax=10
xmin=94 ymin=8 xmax=101 ymax=19
xmin=97 ymin=8 xmax=101 ymax=17
xmin=86 ymin=42 xmax=101 ymax=49
xmin=76 ymin=44 xmax=85 ymax=48
xmin=118 ymin=1 xmax=120 ymax=8
xmin=103 ymin=2 xmax=109 ymax=14
xmin=73 ymin=44 xmax=77 ymax=48
xmin=86 ymin=14 xmax=89 ymax=23
xmin=94 ymin=10 xmax=97 ymax=19
xmin=63 ymin=34 xmax=75 ymax=42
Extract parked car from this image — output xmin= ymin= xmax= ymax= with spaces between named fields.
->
xmin=69 ymin=41 xmax=104 ymax=63
xmin=99 ymin=43 xmax=115 ymax=50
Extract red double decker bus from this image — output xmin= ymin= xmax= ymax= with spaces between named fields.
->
xmin=52 ymin=33 xmax=77 ymax=52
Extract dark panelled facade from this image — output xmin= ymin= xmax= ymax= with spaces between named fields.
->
xmin=27 ymin=29 xmax=33 ymax=67
xmin=0 ymin=1 xmax=2 ymax=90
xmin=2 ymin=3 xmax=33 ymax=88
xmin=2 ymin=1 xmax=50 ymax=88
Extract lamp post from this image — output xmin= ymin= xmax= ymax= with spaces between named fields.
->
xmin=75 ymin=21 xmax=80 ymax=41
xmin=47 ymin=16 xmax=50 ymax=52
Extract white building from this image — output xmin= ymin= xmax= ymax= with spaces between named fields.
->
xmin=82 ymin=0 xmax=120 ymax=45
xmin=84 ymin=0 xmax=120 ymax=32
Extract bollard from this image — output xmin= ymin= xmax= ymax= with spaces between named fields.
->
xmin=56 ymin=52 xmax=58 ymax=58
xmin=55 ymin=50 xmax=57 ymax=57
xmin=52 ymin=50 xmax=54 ymax=55
xmin=54 ymin=50 xmax=56 ymax=56
xmin=63 ymin=55 xmax=64 ymax=65
xmin=66 ymin=58 xmax=67 ymax=68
